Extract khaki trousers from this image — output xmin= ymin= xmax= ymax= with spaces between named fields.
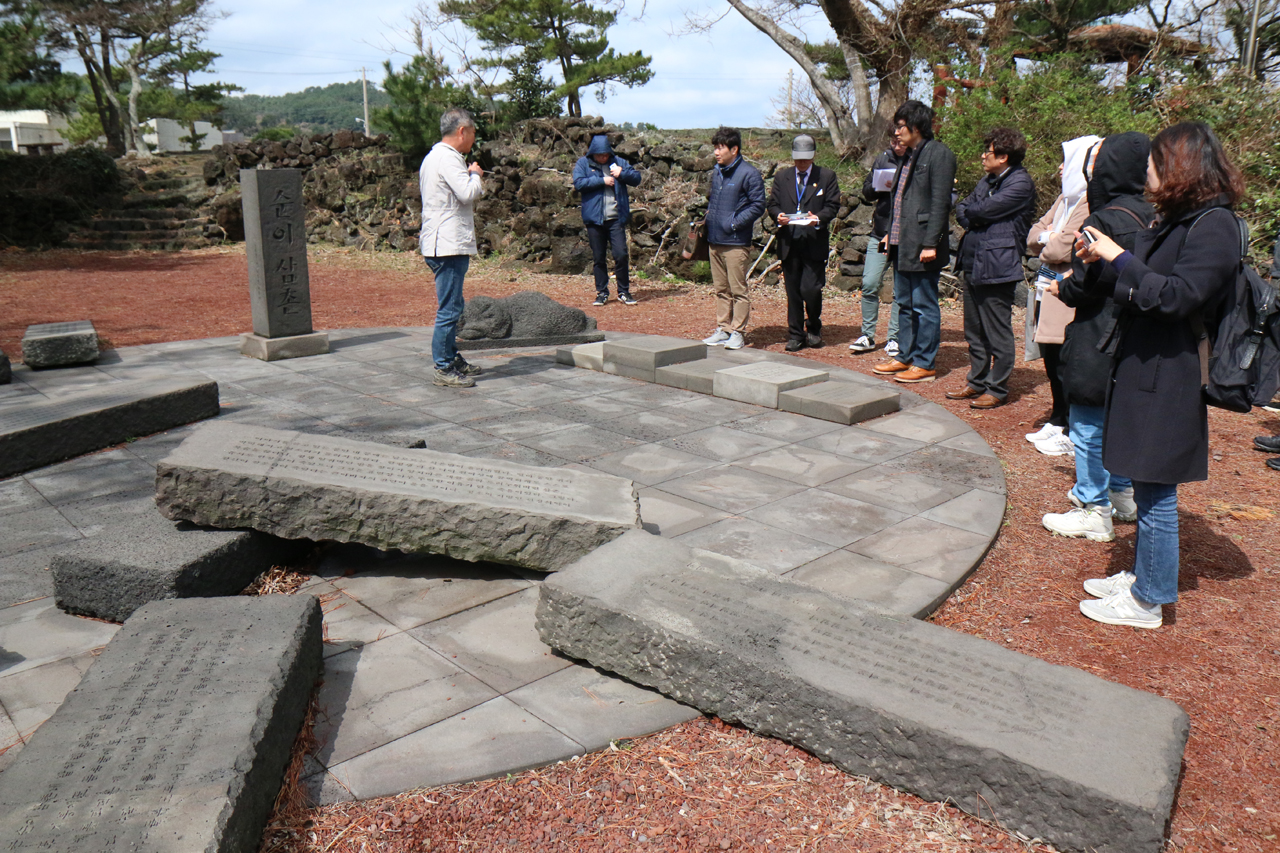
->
xmin=709 ymin=244 xmax=751 ymax=333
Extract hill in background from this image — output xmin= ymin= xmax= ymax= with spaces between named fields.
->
xmin=219 ymin=81 xmax=391 ymax=137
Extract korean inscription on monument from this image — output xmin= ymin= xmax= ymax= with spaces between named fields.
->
xmin=242 ymin=168 xmax=314 ymax=338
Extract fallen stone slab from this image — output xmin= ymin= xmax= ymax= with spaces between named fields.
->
xmin=537 ymin=531 xmax=1189 ymax=853
xmin=0 ymin=594 xmax=322 ymax=853
xmin=602 ymin=337 xmax=705 ymax=381
xmin=0 ymin=377 xmax=220 ymax=479
xmin=712 ymin=362 xmax=829 ymax=408
xmin=52 ymin=511 xmax=308 ymax=622
xmin=155 ymin=421 xmax=641 ymax=571
xmin=21 ymin=320 xmax=99 ymax=368
xmin=778 ymin=380 xmax=901 ymax=424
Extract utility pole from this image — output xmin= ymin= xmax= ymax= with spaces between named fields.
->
xmin=361 ymin=67 xmax=371 ymax=135
xmin=786 ymin=69 xmax=793 ymax=128
xmin=1243 ymin=0 xmax=1264 ymax=76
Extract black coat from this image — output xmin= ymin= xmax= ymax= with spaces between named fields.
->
xmin=955 ymin=166 xmax=1037 ymax=285
xmin=1058 ymin=132 xmax=1155 ymax=407
xmin=862 ymin=148 xmax=908 ymax=239
xmin=767 ymin=165 xmax=842 ymax=261
xmin=1102 ymin=198 xmax=1240 ymax=484
xmin=887 ymin=139 xmax=956 ymax=273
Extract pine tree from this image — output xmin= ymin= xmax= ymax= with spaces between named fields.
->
xmin=375 ymin=54 xmax=493 ymax=166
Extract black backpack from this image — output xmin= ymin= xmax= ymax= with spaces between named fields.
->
xmin=1191 ymin=213 xmax=1280 ymax=413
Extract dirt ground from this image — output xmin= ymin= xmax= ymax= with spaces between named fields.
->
xmin=2 ymin=245 xmax=1277 ymax=853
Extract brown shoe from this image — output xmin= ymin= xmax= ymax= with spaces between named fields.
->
xmin=895 ymin=366 xmax=937 ymax=383
xmin=945 ymin=386 xmax=983 ymax=400
xmin=970 ymin=394 xmax=1004 ymax=409
xmin=872 ymin=359 xmax=911 ymax=375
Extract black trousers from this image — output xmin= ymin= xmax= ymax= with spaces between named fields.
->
xmin=1041 ymin=342 xmax=1068 ymax=427
xmin=780 ymin=252 xmax=824 ymax=341
xmin=962 ymin=278 xmax=1017 ymax=400
xmin=585 ymin=219 xmax=629 ymax=296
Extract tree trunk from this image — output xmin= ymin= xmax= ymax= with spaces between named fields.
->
xmin=69 ymin=28 xmax=125 ymax=156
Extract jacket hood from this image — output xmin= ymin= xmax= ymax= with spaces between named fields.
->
xmin=1061 ymin=135 xmax=1100 ymax=205
xmin=1087 ymin=131 xmax=1150 ymax=211
xmin=587 ymin=135 xmax=613 ymax=156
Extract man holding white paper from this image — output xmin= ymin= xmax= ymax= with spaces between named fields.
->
xmin=853 ymin=136 xmax=909 ymax=355
xmin=766 ymin=134 xmax=842 ymax=351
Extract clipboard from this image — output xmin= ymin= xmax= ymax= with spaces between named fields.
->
xmin=871 ymin=169 xmax=895 ymax=192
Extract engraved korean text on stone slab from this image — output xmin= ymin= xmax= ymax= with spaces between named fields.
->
xmin=242 ymin=169 xmax=313 ymax=338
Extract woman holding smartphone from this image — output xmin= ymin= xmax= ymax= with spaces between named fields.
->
xmin=1072 ymin=122 xmax=1243 ymax=629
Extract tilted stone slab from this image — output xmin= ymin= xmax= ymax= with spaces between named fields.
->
xmin=0 ymin=595 xmax=322 ymax=853
xmin=52 ymin=511 xmax=308 ymax=622
xmin=654 ymin=356 xmax=743 ymax=394
xmin=21 ymin=320 xmax=99 ymax=368
xmin=602 ymin=337 xmax=705 ymax=381
xmin=778 ymin=380 xmax=901 ymax=424
xmin=0 ymin=377 xmax=220 ymax=479
xmin=555 ymin=342 xmax=605 ymax=371
xmin=155 ymin=422 xmax=641 ymax=571
xmin=537 ymin=531 xmax=1189 ymax=853
xmin=712 ymin=362 xmax=829 ymax=408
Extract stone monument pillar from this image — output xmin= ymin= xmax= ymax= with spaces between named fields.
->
xmin=239 ymin=168 xmax=329 ymax=361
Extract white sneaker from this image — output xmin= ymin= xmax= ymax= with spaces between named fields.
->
xmin=1069 ymin=488 xmax=1138 ymax=523
xmin=1043 ymin=505 xmax=1114 ymax=542
xmin=702 ymin=329 xmax=730 ymax=346
xmin=1025 ymin=423 xmax=1063 ymax=443
xmin=884 ymin=341 xmax=900 ymax=358
xmin=1034 ymin=433 xmax=1074 ymax=456
xmin=849 ymin=335 xmax=876 ymax=353
xmin=724 ymin=331 xmax=745 ymax=350
xmin=1079 ymin=588 xmax=1162 ymax=629
xmin=1083 ymin=570 xmax=1136 ymax=599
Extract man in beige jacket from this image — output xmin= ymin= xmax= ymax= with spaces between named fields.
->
xmin=420 ymin=108 xmax=485 ymax=387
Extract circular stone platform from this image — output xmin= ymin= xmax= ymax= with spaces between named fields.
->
xmin=0 ymin=329 xmax=1004 ymax=803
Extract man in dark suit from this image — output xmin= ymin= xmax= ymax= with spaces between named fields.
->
xmin=766 ymin=134 xmax=842 ymax=351
xmin=873 ymin=100 xmax=957 ymax=383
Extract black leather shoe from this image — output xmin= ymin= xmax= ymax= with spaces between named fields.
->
xmin=1268 ymin=456 xmax=1280 ymax=471
xmin=1254 ymin=435 xmax=1280 ymax=453
xmin=785 ymin=339 xmax=805 ymax=352
xmin=806 ymin=333 xmax=823 ymax=348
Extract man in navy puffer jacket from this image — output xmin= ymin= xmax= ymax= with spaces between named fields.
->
xmin=701 ymin=127 xmax=765 ymax=350
xmin=573 ymin=134 xmax=642 ymax=306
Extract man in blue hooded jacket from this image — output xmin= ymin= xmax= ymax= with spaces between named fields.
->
xmin=573 ymin=134 xmax=642 ymax=306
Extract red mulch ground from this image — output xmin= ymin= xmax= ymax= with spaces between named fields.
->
xmin=3 ymin=246 xmax=1277 ymax=852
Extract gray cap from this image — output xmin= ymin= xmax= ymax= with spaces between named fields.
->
xmin=791 ymin=134 xmax=817 ymax=159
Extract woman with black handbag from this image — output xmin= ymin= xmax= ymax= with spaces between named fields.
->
xmin=1073 ymin=122 xmax=1244 ymax=628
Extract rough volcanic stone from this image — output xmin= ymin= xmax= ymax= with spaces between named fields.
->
xmin=778 ymin=380 xmax=900 ymax=424
xmin=52 ymin=511 xmax=307 ymax=622
xmin=155 ymin=421 xmax=641 ymax=571
xmin=242 ymin=168 xmax=314 ymax=338
xmin=713 ymin=362 xmax=828 ymax=408
xmin=0 ymin=347 xmax=10 ymax=384
xmin=0 ymin=595 xmax=322 ymax=853
xmin=21 ymin=321 xmax=99 ymax=368
xmin=602 ymin=337 xmax=705 ymax=381
xmin=0 ymin=377 xmax=220 ymax=479
xmin=459 ymin=292 xmax=596 ymax=342
xmin=537 ymin=531 xmax=1189 ymax=853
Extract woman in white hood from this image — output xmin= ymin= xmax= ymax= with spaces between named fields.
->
xmin=1023 ymin=134 xmax=1101 ymax=453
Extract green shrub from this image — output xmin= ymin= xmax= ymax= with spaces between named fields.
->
xmin=689 ymin=260 xmax=712 ymax=282
xmin=253 ymin=126 xmax=300 ymax=142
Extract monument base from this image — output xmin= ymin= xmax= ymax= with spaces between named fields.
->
xmin=240 ymin=331 xmax=330 ymax=361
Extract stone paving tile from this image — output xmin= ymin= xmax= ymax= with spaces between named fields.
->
xmin=600 ymin=383 xmax=705 ymax=408
xmin=318 ymin=588 xmax=403 ymax=658
xmin=517 ymin=423 xmax=645 ymax=463
xmin=919 ymin=488 xmax=1007 ymax=535
xmin=674 ymin=517 xmax=836 ymax=574
xmin=18 ymin=446 xmax=137 ymax=478
xmin=464 ymin=442 xmax=572 ymax=468
xmin=0 ymin=507 xmax=83 ymax=558
xmin=0 ymin=709 xmax=21 ymax=773
xmin=423 ymin=396 xmax=527 ymax=424
xmin=329 ymin=344 xmax=424 ymax=364
xmin=371 ymin=383 xmax=460 ymax=407
xmin=486 ymin=382 xmax=596 ymax=408
xmin=938 ymin=429 xmax=1000 ymax=458
xmin=658 ymin=465 xmax=807 ymax=515
xmin=659 ymin=426 xmax=789 ymax=464
xmin=411 ymin=423 xmax=503 ymax=455
xmin=725 ymin=410 xmax=844 ymax=442
xmin=508 ymin=665 xmax=700 ymax=752
xmin=860 ymin=402 xmax=971 ymax=444
xmin=295 ymin=362 xmax=388 ymax=386
xmin=362 ymin=355 xmax=439 ymax=380
xmin=588 ymin=444 xmax=718 ymax=488
xmin=120 ymin=424 xmax=202 ymax=464
xmin=0 ymin=651 xmax=94 ymax=749
xmin=409 ymin=588 xmax=572 ymax=694
xmin=0 ymin=548 xmax=58 ymax=606
xmin=819 ymin=467 xmax=971 ymax=516
xmin=745 ymin=490 xmax=908 ymax=548
xmin=658 ymin=394 xmax=761 ymax=423
xmin=637 ymin=488 xmax=730 ymax=537
xmin=337 ymin=371 xmax=436 ymax=394
xmin=879 ymin=444 xmax=1007 ymax=494
xmin=470 ymin=410 xmax=580 ymax=441
xmin=0 ymin=480 xmax=51 ymax=516
xmin=798 ymin=425 xmax=925 ymax=462
xmin=310 ymin=696 xmax=580 ymax=803
xmin=53 ymin=489 xmax=158 ymax=536
xmin=540 ymin=395 xmax=651 ymax=425
xmin=545 ymin=370 xmax=636 ymax=394
xmin=15 ymin=368 xmax=118 ymax=393
xmin=0 ymin=599 xmax=117 ymax=677
xmin=592 ymin=406 xmax=719 ymax=442
xmin=732 ymin=445 xmax=873 ymax=488
xmin=314 ymin=632 xmax=497 ymax=768
xmin=846 ymin=516 xmax=993 ymax=584
xmin=784 ymin=550 xmax=953 ymax=618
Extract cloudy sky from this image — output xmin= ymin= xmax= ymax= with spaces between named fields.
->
xmin=192 ymin=0 xmax=838 ymax=129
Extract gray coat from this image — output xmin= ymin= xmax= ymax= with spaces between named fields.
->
xmin=888 ymin=139 xmax=957 ymax=273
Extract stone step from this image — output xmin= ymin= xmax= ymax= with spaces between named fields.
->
xmin=122 ymin=188 xmax=212 ymax=209
xmin=62 ymin=236 xmax=215 ymax=251
xmin=140 ymin=176 xmax=206 ymax=192
xmin=89 ymin=217 xmax=188 ymax=232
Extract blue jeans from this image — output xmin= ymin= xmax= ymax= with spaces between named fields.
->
xmin=1068 ymin=405 xmax=1133 ymax=507
xmin=425 ymin=255 xmax=469 ymax=370
xmin=1131 ymin=481 xmax=1179 ymax=605
xmin=892 ymin=269 xmax=941 ymax=370
xmin=861 ymin=238 xmax=898 ymax=343
xmin=585 ymin=219 xmax=630 ymax=297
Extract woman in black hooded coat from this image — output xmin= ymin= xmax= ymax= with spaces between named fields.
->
xmin=1073 ymin=122 xmax=1244 ymax=629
